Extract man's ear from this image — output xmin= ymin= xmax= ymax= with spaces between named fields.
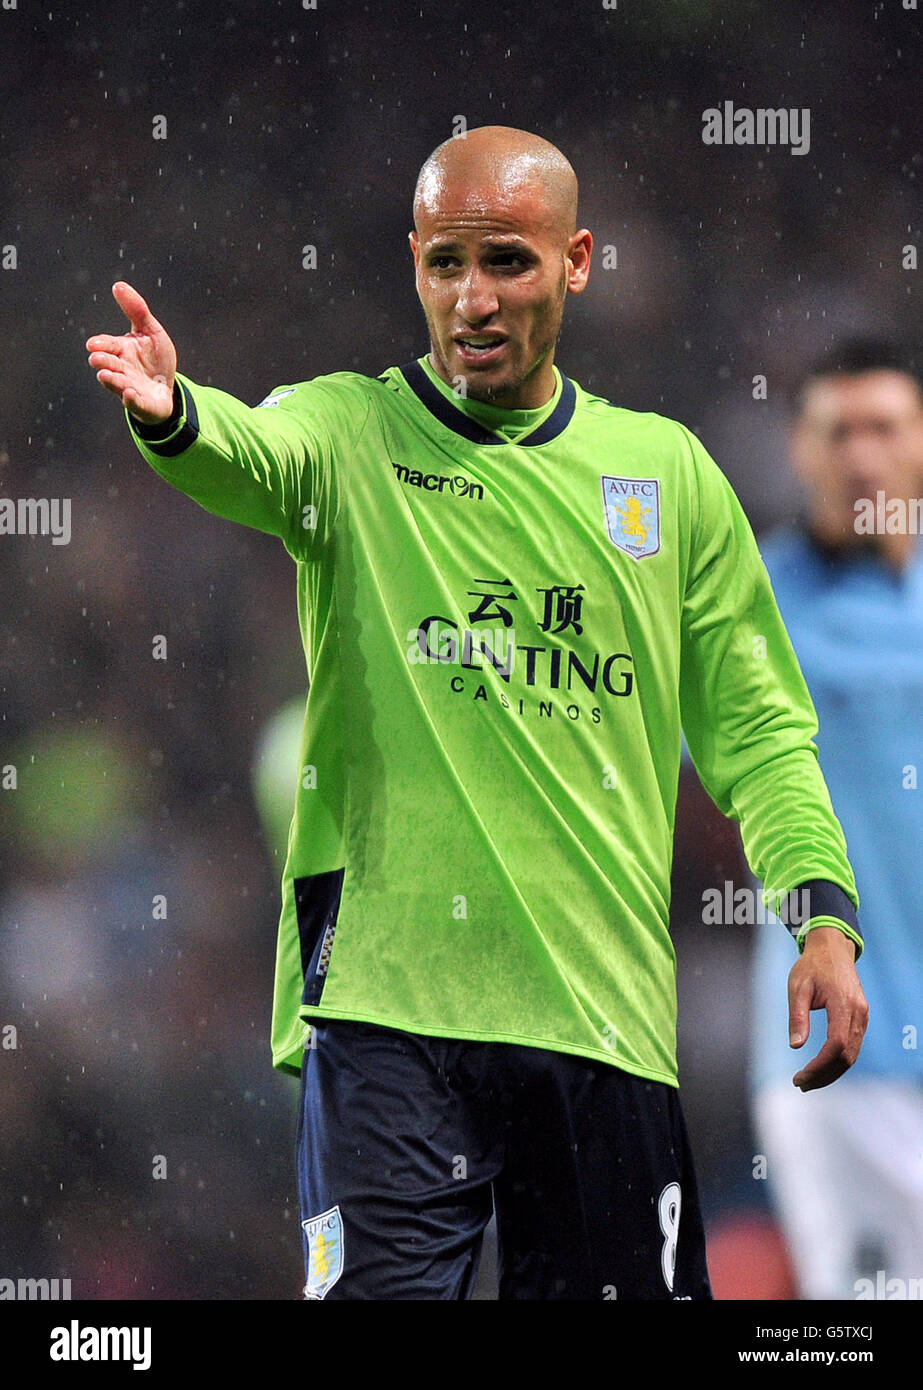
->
xmin=565 ymin=228 xmax=593 ymax=294
xmin=408 ymin=230 xmax=419 ymax=268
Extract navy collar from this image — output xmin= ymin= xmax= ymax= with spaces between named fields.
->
xmin=394 ymin=359 xmax=576 ymax=447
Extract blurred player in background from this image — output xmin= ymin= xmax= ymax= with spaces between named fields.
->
xmin=87 ymin=126 xmax=867 ymax=1300
xmin=751 ymin=340 xmax=923 ymax=1300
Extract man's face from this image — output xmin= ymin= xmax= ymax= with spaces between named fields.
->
xmin=792 ymin=371 xmax=923 ymax=544
xmin=409 ymin=179 xmax=590 ymax=408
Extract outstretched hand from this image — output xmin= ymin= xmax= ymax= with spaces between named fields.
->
xmin=86 ymin=281 xmax=177 ymax=425
xmin=787 ymin=927 xmax=869 ymax=1090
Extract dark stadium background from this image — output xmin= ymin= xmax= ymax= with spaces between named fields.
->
xmin=0 ymin=0 xmax=917 ymax=1299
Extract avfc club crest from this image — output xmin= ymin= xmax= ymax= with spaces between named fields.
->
xmin=601 ymin=476 xmax=661 ymax=560
xmin=302 ymin=1205 xmax=345 ymax=1300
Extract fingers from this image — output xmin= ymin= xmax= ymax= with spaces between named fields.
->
xmin=87 ymin=350 xmax=124 ymax=374
xmin=111 ymin=280 xmax=160 ymax=336
xmin=793 ymin=1036 xmax=852 ymax=1091
xmin=791 ymin=993 xmax=868 ymax=1092
xmin=95 ymin=368 xmax=130 ymax=400
xmin=96 ymin=371 xmax=152 ymax=420
xmin=85 ymin=333 xmax=123 ymax=354
xmin=787 ymin=971 xmax=812 ymax=1049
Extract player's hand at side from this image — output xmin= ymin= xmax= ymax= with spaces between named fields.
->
xmin=85 ymin=281 xmax=177 ymax=425
xmin=787 ymin=927 xmax=869 ymax=1091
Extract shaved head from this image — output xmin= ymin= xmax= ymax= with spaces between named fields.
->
xmin=414 ymin=126 xmax=578 ymax=242
xmin=408 ymin=126 xmax=591 ymax=408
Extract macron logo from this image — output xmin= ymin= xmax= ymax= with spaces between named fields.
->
xmin=392 ymin=461 xmax=485 ymax=501
xmin=50 ymin=1320 xmax=151 ymax=1372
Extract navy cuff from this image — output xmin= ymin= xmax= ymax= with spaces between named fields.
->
xmin=779 ymin=879 xmax=861 ymax=941
xmin=130 ymin=380 xmax=183 ymax=440
xmin=129 ymin=379 xmax=200 ymax=457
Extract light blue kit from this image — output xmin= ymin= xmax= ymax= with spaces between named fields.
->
xmin=750 ymin=525 xmax=923 ymax=1088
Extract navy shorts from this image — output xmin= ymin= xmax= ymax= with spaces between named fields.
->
xmin=296 ymin=1018 xmax=712 ymax=1300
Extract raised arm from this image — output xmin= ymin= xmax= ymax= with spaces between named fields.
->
xmin=84 ymin=282 xmax=369 ymax=559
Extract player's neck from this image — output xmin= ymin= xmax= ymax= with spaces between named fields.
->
xmin=426 ymin=350 xmax=557 ymax=411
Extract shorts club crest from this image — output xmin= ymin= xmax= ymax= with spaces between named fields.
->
xmin=302 ymin=1205 xmax=345 ymax=1300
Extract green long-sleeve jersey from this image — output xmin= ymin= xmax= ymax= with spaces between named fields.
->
xmin=126 ymin=355 xmax=860 ymax=1084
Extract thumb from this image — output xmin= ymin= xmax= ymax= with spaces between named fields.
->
xmin=788 ymin=971 xmax=813 ymax=1048
xmin=112 ymin=280 xmax=160 ymax=336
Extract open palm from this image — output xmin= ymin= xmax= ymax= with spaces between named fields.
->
xmin=86 ymin=281 xmax=177 ymax=424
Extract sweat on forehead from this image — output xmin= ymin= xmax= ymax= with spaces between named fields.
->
xmin=413 ymin=126 xmax=578 ymax=238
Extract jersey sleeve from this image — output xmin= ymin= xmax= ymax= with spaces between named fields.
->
xmin=676 ymin=423 xmax=861 ymax=935
xmin=124 ymin=372 xmax=369 ymax=560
